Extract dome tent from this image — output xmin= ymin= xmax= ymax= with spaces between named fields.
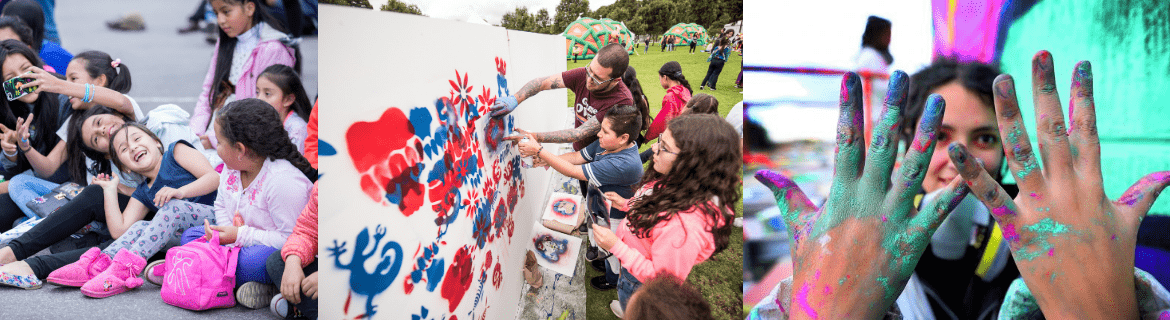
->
xmin=663 ymin=22 xmax=709 ymax=46
xmin=561 ymin=17 xmax=635 ymax=60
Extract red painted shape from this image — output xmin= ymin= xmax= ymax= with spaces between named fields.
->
xmin=440 ymin=246 xmax=474 ymax=312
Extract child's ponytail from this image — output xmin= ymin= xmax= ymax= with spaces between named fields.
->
xmin=73 ymin=51 xmax=132 ymax=93
xmin=217 ymin=98 xmax=317 ymax=182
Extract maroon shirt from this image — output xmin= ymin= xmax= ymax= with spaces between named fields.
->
xmin=562 ymin=67 xmax=634 ymax=150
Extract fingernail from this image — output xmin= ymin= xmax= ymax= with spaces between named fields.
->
xmin=839 ymin=72 xmax=860 ymax=106
xmin=884 ymin=71 xmax=908 ymax=106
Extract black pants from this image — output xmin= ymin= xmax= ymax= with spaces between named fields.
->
xmin=7 ymin=185 xmax=130 ymax=261
xmin=267 ymin=251 xmax=319 ymax=319
xmin=702 ymin=59 xmax=727 ymax=89
xmin=690 ymin=43 xmax=697 ymax=53
xmin=0 ymin=194 xmax=21 ymax=232
xmin=187 ymin=0 xmax=207 ymax=23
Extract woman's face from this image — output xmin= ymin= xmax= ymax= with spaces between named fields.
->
xmin=255 ymin=76 xmax=292 ymax=115
xmin=922 ymin=81 xmax=1003 ymax=193
xmin=65 ymin=59 xmax=106 ymax=110
xmin=652 ymin=128 xmax=679 ymax=174
xmin=212 ymin=0 xmax=255 ymax=38
xmin=2 ymin=53 xmax=37 ymax=103
xmin=81 ymin=113 xmax=127 ymax=154
xmin=111 ymin=125 xmax=162 ymax=174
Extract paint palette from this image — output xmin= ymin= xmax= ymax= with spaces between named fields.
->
xmin=541 ymin=192 xmax=584 ymax=234
xmin=528 ymin=221 xmax=583 ymax=276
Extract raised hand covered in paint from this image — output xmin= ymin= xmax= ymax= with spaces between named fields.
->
xmin=754 ymin=71 xmax=970 ymax=319
xmin=489 ymin=95 xmax=518 ymax=117
xmin=947 ymin=51 xmax=1170 ymax=319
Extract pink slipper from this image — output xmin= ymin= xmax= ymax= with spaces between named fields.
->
xmin=46 ymin=247 xmax=111 ymax=287
xmin=80 ymin=249 xmax=145 ymax=298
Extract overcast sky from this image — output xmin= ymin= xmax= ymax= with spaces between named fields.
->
xmin=367 ymin=0 xmax=619 ymax=25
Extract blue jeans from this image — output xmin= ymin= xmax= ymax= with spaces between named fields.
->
xmin=8 ymin=170 xmax=61 ymax=219
xmin=616 ymin=267 xmax=643 ymax=310
xmin=702 ymin=59 xmax=727 ymax=89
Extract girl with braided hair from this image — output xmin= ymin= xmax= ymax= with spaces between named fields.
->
xmin=159 ymin=98 xmax=314 ymax=309
xmin=592 ymin=114 xmax=740 ymax=315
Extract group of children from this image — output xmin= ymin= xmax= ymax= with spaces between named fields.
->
xmin=0 ymin=0 xmax=319 ymax=319
xmin=498 ymin=43 xmax=740 ymax=319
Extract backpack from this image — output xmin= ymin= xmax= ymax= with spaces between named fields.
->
xmin=158 ymin=230 xmax=241 ymax=310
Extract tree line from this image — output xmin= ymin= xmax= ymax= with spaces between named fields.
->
xmin=320 ymin=0 xmax=742 ymax=37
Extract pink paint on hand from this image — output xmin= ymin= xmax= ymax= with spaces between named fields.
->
xmin=1002 ymin=223 xmax=1020 ymax=243
xmin=1029 ymin=192 xmax=1041 ymax=200
xmin=1047 ymin=248 xmax=1054 ymax=256
xmin=795 ymin=284 xmax=819 ymax=319
xmin=992 ymin=206 xmax=1015 ymax=217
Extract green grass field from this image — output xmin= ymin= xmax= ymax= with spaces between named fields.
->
xmin=567 ymin=47 xmax=744 ymax=319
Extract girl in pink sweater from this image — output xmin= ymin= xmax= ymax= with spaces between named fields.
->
xmin=191 ymin=0 xmax=299 ymax=153
xmin=594 ymin=114 xmax=740 ymax=313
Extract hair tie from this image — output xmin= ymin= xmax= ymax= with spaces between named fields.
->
xmin=111 ymin=58 xmax=121 ymax=69
xmin=674 ymin=71 xmax=683 ymax=78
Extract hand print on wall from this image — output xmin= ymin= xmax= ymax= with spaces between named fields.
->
xmin=319 ymin=8 xmax=568 ymax=319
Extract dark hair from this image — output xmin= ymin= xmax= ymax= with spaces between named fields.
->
xmin=108 ymin=122 xmax=165 ymax=176
xmin=861 ymin=15 xmax=893 ymax=65
xmin=595 ymin=43 xmax=629 ymax=79
xmin=685 ymin=93 xmax=718 ymax=115
xmin=625 ymin=273 xmax=714 ymax=320
xmin=621 ymin=66 xmax=651 ymax=144
xmin=208 ymin=0 xmax=299 ymax=117
xmin=216 ymin=98 xmax=316 ymax=182
xmin=603 ymin=104 xmax=641 ymax=145
xmin=0 ymin=39 xmax=59 ymax=174
xmin=0 ymin=16 xmax=33 ymax=47
xmin=65 ymin=106 xmax=132 ymax=184
xmin=630 ymin=114 xmax=738 ymax=255
xmin=72 ymin=51 xmax=132 ymax=94
xmin=1 ymin=0 xmax=42 ymax=51
xmin=900 ymin=59 xmax=1000 ymax=150
xmin=658 ymin=61 xmax=693 ymax=94
xmin=258 ymin=64 xmax=311 ymax=123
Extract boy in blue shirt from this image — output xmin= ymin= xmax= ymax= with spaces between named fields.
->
xmin=517 ymin=104 xmax=644 ymax=290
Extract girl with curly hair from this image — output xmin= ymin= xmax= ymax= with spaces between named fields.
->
xmin=592 ymin=114 xmax=740 ymax=314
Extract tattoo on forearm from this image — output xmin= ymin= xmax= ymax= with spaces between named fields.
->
xmin=517 ymin=76 xmax=548 ymax=102
xmin=549 ymin=76 xmax=563 ymax=90
xmin=536 ymin=117 xmax=600 ymax=143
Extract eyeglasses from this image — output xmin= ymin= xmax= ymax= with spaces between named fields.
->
xmin=655 ymin=139 xmax=678 ymax=156
xmin=584 ymin=63 xmax=616 ymax=86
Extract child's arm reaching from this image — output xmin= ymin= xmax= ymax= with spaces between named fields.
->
xmin=516 ymin=133 xmax=586 ymax=180
xmin=93 ymin=173 xmax=150 ymax=239
xmin=592 ymin=218 xmax=704 ymax=282
xmin=153 ymin=142 xmax=219 ymax=207
xmin=22 ymin=66 xmax=136 ymax=119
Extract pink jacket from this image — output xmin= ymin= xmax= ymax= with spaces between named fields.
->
xmin=610 ymin=184 xmax=724 ymax=282
xmin=282 ymin=182 xmax=318 ymax=267
xmin=646 ymin=85 xmax=691 ymax=141
xmin=191 ymin=23 xmax=296 ymax=148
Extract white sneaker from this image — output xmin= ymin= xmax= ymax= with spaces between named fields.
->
xmin=270 ymin=294 xmax=288 ymax=317
xmin=143 ymin=259 xmax=165 ymax=286
xmin=610 ymin=300 xmax=625 ymax=318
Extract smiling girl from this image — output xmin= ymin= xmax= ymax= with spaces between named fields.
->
xmin=591 ymin=114 xmax=739 ymax=316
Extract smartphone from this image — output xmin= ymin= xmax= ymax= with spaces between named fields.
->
xmin=3 ymin=73 xmax=36 ymax=101
xmin=586 ymin=184 xmax=610 ymax=227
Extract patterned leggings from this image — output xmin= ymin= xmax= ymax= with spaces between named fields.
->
xmin=101 ymin=200 xmax=216 ymax=259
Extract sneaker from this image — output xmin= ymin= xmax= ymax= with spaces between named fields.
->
xmin=0 ymin=269 xmax=41 ymax=289
xmin=237 ymin=281 xmax=278 ymax=309
xmin=105 ymin=13 xmax=145 ymax=31
xmin=47 ymin=247 xmax=111 ymax=287
xmin=143 ymin=259 xmax=166 ymax=286
xmin=590 ymin=275 xmax=616 ymax=291
xmin=584 ymin=246 xmax=612 ymax=262
xmin=699 ymin=85 xmax=705 ymax=90
xmin=177 ymin=21 xmax=201 ymax=34
xmin=590 ymin=259 xmax=606 ymax=273
xmin=80 ymin=249 xmax=146 ymax=298
xmin=610 ymin=300 xmax=625 ymax=318
xmin=270 ymin=294 xmax=288 ymax=318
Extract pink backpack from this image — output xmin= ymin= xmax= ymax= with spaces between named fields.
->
xmin=158 ymin=230 xmax=241 ymax=310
